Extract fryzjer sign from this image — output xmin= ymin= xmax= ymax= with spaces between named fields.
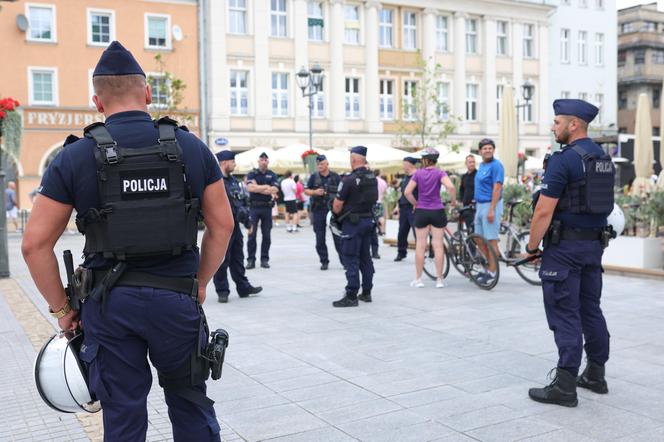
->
xmin=24 ymin=108 xmax=200 ymax=131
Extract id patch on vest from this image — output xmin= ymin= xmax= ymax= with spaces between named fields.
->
xmin=120 ymin=169 xmax=170 ymax=200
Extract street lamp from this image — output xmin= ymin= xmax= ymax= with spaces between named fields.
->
xmin=296 ymin=63 xmax=324 ymax=151
xmin=515 ymin=80 xmax=534 ymax=176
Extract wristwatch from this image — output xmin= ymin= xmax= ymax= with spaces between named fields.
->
xmin=49 ymin=300 xmax=71 ymax=319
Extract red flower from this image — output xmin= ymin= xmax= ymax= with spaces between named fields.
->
xmin=300 ymin=149 xmax=319 ymax=159
xmin=0 ymin=110 xmax=6 ymax=120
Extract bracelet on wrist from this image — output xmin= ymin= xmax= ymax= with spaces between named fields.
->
xmin=49 ymin=299 xmax=71 ymax=319
xmin=526 ymin=245 xmax=540 ymax=254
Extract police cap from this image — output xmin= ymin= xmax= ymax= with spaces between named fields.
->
xmin=403 ymin=156 xmax=418 ymax=165
xmin=216 ymin=150 xmax=235 ymax=162
xmin=350 ymin=145 xmax=368 ymax=156
xmin=316 ymin=154 xmax=327 ymax=162
xmin=93 ymin=41 xmax=145 ymax=77
xmin=553 ymin=99 xmax=599 ymax=124
xmin=259 ymin=152 xmax=269 ymax=159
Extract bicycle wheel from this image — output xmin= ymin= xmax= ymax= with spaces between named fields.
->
xmin=449 ymin=231 xmax=469 ymax=277
xmin=465 ymin=234 xmax=499 ymax=290
xmin=423 ymin=235 xmax=450 ymax=280
xmin=510 ymin=231 xmax=542 ymax=286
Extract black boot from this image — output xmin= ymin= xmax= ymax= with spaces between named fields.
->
xmin=238 ymin=286 xmax=262 ymax=298
xmin=246 ymin=260 xmax=255 ymax=269
xmin=217 ymin=291 xmax=230 ymax=303
xmin=528 ymin=368 xmax=578 ymax=407
xmin=320 ymin=262 xmax=329 ymax=270
xmin=332 ymin=293 xmax=358 ymax=307
xmin=358 ymin=290 xmax=372 ymax=303
xmin=577 ymin=360 xmax=608 ymax=394
xmin=394 ymin=254 xmax=406 ymax=262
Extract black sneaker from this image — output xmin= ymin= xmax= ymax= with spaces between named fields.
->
xmin=332 ymin=295 xmax=358 ymax=307
xmin=260 ymin=261 xmax=270 ymax=269
xmin=246 ymin=260 xmax=256 ymax=269
xmin=217 ymin=291 xmax=230 ymax=303
xmin=238 ymin=286 xmax=262 ymax=298
xmin=320 ymin=262 xmax=329 ymax=270
xmin=577 ymin=360 xmax=608 ymax=394
xmin=528 ymin=368 xmax=578 ymax=407
xmin=372 ymin=253 xmax=381 ymax=259
xmin=358 ymin=290 xmax=372 ymax=302
xmin=394 ymin=254 xmax=406 ymax=262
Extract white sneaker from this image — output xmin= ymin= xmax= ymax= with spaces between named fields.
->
xmin=436 ymin=279 xmax=445 ymax=288
xmin=410 ymin=279 xmax=425 ymax=288
xmin=286 ymin=226 xmax=292 ymax=232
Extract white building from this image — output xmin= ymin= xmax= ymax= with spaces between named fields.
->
xmin=203 ymin=0 xmax=556 ymax=158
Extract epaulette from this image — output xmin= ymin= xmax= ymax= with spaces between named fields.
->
xmin=63 ymin=134 xmax=80 ymax=147
xmin=179 ymin=125 xmax=189 ymax=132
xmin=155 ymin=116 xmax=179 ymax=127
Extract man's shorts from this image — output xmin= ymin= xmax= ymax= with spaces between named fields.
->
xmin=6 ymin=207 xmax=17 ymax=220
xmin=284 ymin=200 xmax=298 ymax=214
xmin=474 ymin=200 xmax=503 ymax=240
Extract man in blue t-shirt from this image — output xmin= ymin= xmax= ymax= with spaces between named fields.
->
xmin=473 ymin=138 xmax=504 ymax=282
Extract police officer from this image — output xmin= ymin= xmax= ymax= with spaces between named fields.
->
xmin=393 ymin=156 xmax=418 ymax=261
xmin=331 ymin=146 xmax=378 ymax=307
xmin=21 ymin=42 xmax=233 ymax=440
xmin=246 ymin=152 xmax=280 ymax=269
xmin=213 ymin=150 xmax=263 ymax=303
xmin=526 ymin=99 xmax=614 ymax=407
xmin=305 ymin=154 xmax=343 ymax=270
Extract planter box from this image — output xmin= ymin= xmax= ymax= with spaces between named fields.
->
xmin=602 ymin=236 xmax=663 ymax=270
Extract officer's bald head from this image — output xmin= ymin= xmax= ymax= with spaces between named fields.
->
xmin=92 ymin=75 xmax=151 ymax=115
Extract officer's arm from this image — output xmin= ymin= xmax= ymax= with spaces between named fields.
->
xmin=527 ymin=195 xmax=558 ymax=252
xmin=404 ymin=179 xmax=417 ymax=207
xmin=199 ymin=179 xmax=234 ymax=302
xmin=21 ymin=195 xmax=73 ymax=315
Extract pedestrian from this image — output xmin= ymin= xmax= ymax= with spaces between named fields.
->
xmin=526 ymin=99 xmax=614 ymax=407
xmin=404 ymin=148 xmax=457 ymax=288
xmin=393 ymin=157 xmax=419 ymax=262
xmin=294 ymin=175 xmax=306 ymax=226
xmin=21 ymin=41 xmax=234 ymax=441
xmin=280 ymin=170 xmax=299 ymax=232
xmin=473 ymin=138 xmax=504 ymax=284
xmin=458 ymin=154 xmax=477 ymax=231
xmin=5 ymin=181 xmax=19 ymax=232
xmin=370 ymin=169 xmax=388 ymax=259
xmin=305 ymin=155 xmax=343 ymax=270
xmin=331 ymin=146 xmax=378 ymax=307
xmin=246 ymin=152 xmax=280 ymax=268
xmin=213 ymin=150 xmax=263 ymax=303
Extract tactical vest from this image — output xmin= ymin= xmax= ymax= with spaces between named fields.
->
xmin=556 ymin=144 xmax=615 ymax=215
xmin=76 ymin=118 xmax=200 ymax=260
xmin=342 ymin=169 xmax=378 ymax=216
xmin=311 ymin=172 xmax=340 ymax=210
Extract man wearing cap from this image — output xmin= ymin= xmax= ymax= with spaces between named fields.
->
xmin=393 ymin=157 xmax=419 ymax=261
xmin=246 ymin=152 xmax=280 ymax=269
xmin=526 ymin=99 xmax=615 ymax=407
xmin=214 ymin=150 xmax=263 ymax=303
xmin=22 ymin=41 xmax=232 ymax=441
xmin=305 ymin=154 xmax=343 ymax=270
xmin=330 ymin=146 xmax=378 ymax=307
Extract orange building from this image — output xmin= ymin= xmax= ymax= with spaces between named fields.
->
xmin=0 ymin=0 xmax=200 ymax=209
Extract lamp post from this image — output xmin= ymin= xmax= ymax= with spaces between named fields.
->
xmin=296 ymin=63 xmax=324 ymax=151
xmin=515 ymin=80 xmax=534 ymax=176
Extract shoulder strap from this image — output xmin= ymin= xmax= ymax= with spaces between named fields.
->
xmin=155 ymin=117 xmax=182 ymax=161
xmin=570 ymin=144 xmax=595 ymax=160
xmin=85 ymin=122 xmax=119 ymax=165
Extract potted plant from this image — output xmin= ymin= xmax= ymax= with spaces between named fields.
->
xmin=301 ymin=149 xmax=319 ymax=174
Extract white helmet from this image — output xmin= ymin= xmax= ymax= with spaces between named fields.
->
xmin=607 ymin=203 xmax=625 ymax=237
xmin=34 ymin=331 xmax=101 ymax=413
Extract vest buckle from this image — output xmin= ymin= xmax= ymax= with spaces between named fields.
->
xmin=102 ymin=143 xmax=119 ymax=164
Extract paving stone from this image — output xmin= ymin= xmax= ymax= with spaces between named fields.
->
xmin=221 ymin=403 xmax=326 ymax=441
xmin=465 ymin=417 xmax=560 ymax=441
xmin=262 ymin=426 xmax=357 ymax=442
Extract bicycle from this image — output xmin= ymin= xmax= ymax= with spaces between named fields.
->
xmin=497 ymin=199 xmax=542 ymax=286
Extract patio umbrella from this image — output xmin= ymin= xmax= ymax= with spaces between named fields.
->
xmin=434 ymin=145 xmax=480 ymax=173
xmin=233 ymin=147 xmax=276 ymax=174
xmin=364 ymin=144 xmax=410 ymax=174
xmin=319 ymin=148 xmax=353 ymax=173
xmin=524 ymin=156 xmax=546 ymax=172
xmin=270 ymin=144 xmax=309 ymax=174
xmin=632 ymin=93 xmax=654 ymax=196
xmin=498 ymin=86 xmax=518 ymax=182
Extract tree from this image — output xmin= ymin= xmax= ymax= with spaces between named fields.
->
xmin=147 ymin=53 xmax=187 ymax=118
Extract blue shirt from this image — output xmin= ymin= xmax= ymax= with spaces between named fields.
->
xmin=541 ymin=138 xmax=607 ymax=229
xmin=39 ymin=111 xmax=222 ymax=276
xmin=474 ymin=158 xmax=504 ymax=203
xmin=246 ymin=168 xmax=279 ymax=203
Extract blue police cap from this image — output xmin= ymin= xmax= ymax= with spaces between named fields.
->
xmin=316 ymin=154 xmax=327 ymax=162
xmin=350 ymin=145 xmax=368 ymax=156
xmin=403 ymin=156 xmax=418 ymax=165
xmin=93 ymin=41 xmax=145 ymax=77
xmin=259 ymin=152 xmax=269 ymax=159
xmin=216 ymin=150 xmax=235 ymax=161
xmin=553 ymin=99 xmax=598 ymax=124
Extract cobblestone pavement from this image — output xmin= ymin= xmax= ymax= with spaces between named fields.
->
xmin=2 ymin=224 xmax=664 ymax=441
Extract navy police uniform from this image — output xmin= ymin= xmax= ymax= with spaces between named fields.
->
xmin=332 ymin=146 xmax=378 ymax=307
xmin=38 ymin=42 xmax=222 ymax=441
xmin=396 ymin=157 xmax=418 ymax=259
xmin=246 ymin=154 xmax=279 ymax=266
xmin=306 ymin=155 xmax=344 ymax=268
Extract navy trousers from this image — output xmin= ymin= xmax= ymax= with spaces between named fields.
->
xmin=341 ymin=218 xmax=375 ymax=295
xmin=213 ymin=223 xmax=251 ymax=295
xmin=247 ymin=206 xmax=272 ymax=263
xmin=80 ymin=287 xmax=220 ymax=442
xmin=539 ymin=240 xmax=610 ymax=376
xmin=312 ymin=209 xmax=343 ymax=265
xmin=397 ymin=205 xmax=415 ymax=257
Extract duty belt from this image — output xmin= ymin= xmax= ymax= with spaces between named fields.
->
xmin=250 ymin=201 xmax=272 ymax=208
xmin=560 ymin=229 xmax=603 ymax=241
xmin=92 ymin=270 xmax=198 ymax=297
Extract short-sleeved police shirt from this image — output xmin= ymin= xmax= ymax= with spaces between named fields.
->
xmin=474 ymin=159 xmax=504 ymax=203
xmin=541 ymin=138 xmax=607 ymax=229
xmin=306 ymin=171 xmax=340 ymax=209
xmin=39 ymin=111 xmax=222 ymax=277
xmin=246 ymin=168 xmax=279 ymax=203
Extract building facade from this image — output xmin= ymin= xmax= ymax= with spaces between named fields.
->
xmin=618 ymin=2 xmax=664 ymax=134
xmin=204 ymin=0 xmax=555 ymax=159
xmin=0 ymin=0 xmax=200 ymax=209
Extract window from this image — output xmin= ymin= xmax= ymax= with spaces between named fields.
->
xmin=653 ymin=49 xmax=664 ymax=64
xmin=149 ymin=74 xmax=170 ymax=109
xmin=578 ymin=31 xmax=587 ymax=65
xmin=618 ymin=50 xmax=626 ymax=67
xmin=618 ymin=92 xmax=627 ymax=109
xmin=596 ymin=0 xmax=604 ymax=8
xmin=635 ymin=49 xmax=645 ymax=65
xmin=145 ymin=14 xmax=170 ymax=49
xmin=344 ymin=5 xmax=360 ymax=44
xmin=88 ymin=10 xmax=114 ymax=45
xmin=308 ymin=1 xmax=324 ymax=41
xmin=465 ymin=19 xmax=478 ymax=54
xmin=379 ymin=80 xmax=394 ymax=120
xmin=27 ymin=5 xmax=56 ymax=42
xmin=271 ymin=73 xmax=289 ymax=117
xmin=653 ymin=89 xmax=660 ymax=109
xmin=595 ymin=33 xmax=604 ymax=66
xmin=621 ymin=22 xmax=633 ymax=34
xmin=643 ymin=21 xmax=657 ymax=32
xmin=496 ymin=85 xmax=504 ymax=120
xmin=561 ymin=91 xmax=571 ymax=99
xmin=560 ymin=28 xmax=570 ymax=63
xmin=312 ymin=81 xmax=325 ymax=118
xmin=403 ymin=11 xmax=417 ymax=50
xmin=523 ymin=24 xmax=534 ymax=58
xmin=496 ymin=21 xmax=508 ymax=56
xmin=379 ymin=9 xmax=393 ymax=47
xmin=271 ymin=0 xmax=287 ymax=37
xmin=29 ymin=68 xmax=57 ymax=105
xmin=403 ymin=81 xmax=417 ymax=121
xmin=465 ymin=83 xmax=478 ymax=121
xmin=578 ymin=92 xmax=588 ymax=101
xmin=345 ymin=78 xmax=360 ymax=118
xmin=230 ymin=70 xmax=249 ymax=116
xmin=229 ymin=0 xmax=247 ymax=34
xmin=436 ymin=16 xmax=448 ymax=52
xmin=437 ymin=82 xmax=450 ymax=121
xmin=595 ymin=93 xmax=603 ymax=123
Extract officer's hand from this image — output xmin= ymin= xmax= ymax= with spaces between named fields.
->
xmin=197 ymin=285 xmax=207 ymax=304
xmin=316 ymin=189 xmax=325 ymax=196
xmin=58 ymin=309 xmax=80 ymax=332
xmin=487 ymin=209 xmax=495 ymax=223
xmin=247 ymin=225 xmax=253 ymax=235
